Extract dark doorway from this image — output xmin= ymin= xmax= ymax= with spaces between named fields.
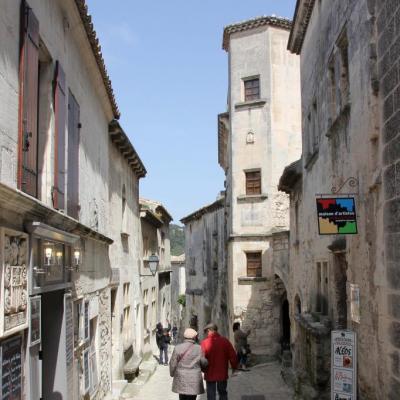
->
xmin=41 ymin=290 xmax=66 ymax=400
xmin=281 ymin=298 xmax=291 ymax=351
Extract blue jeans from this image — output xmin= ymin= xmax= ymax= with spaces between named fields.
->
xmin=206 ymin=381 xmax=228 ymax=400
xmin=237 ymin=350 xmax=247 ymax=367
xmin=159 ymin=345 xmax=168 ymax=364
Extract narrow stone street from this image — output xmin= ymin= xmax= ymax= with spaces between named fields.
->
xmin=121 ymin=353 xmax=293 ymax=400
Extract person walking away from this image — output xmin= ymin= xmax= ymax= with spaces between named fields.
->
xmin=233 ymin=322 xmax=251 ymax=369
xmin=201 ymin=323 xmax=238 ymax=400
xmin=172 ymin=325 xmax=178 ymax=344
xmin=169 ymin=328 xmax=208 ymax=400
xmin=156 ymin=322 xmax=168 ymax=365
xmin=160 ymin=327 xmax=171 ymax=365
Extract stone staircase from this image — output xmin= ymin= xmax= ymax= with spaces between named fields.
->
xmin=119 ymin=358 xmax=158 ymax=399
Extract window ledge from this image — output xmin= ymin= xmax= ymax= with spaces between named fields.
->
xmin=326 ymin=102 xmax=351 ymax=139
xmin=234 ymin=99 xmax=267 ymax=110
xmin=238 ymin=276 xmax=267 ymax=284
xmin=304 ymin=150 xmax=319 ymax=170
xmin=237 ymin=194 xmax=268 ymax=202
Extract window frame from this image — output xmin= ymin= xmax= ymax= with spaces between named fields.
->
xmin=246 ymin=251 xmax=262 ymax=278
xmin=245 ymin=170 xmax=262 ymax=195
xmin=243 ymin=76 xmax=260 ymax=102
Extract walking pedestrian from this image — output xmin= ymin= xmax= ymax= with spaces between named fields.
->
xmin=201 ymin=323 xmax=238 ymax=400
xmin=156 ymin=322 xmax=171 ymax=365
xmin=172 ymin=325 xmax=178 ymax=344
xmin=169 ymin=328 xmax=208 ymax=400
xmin=233 ymin=322 xmax=251 ymax=370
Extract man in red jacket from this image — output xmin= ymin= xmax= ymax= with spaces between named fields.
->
xmin=201 ymin=323 xmax=238 ymax=400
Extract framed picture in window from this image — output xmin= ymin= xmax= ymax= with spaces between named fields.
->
xmin=29 ymin=296 xmax=41 ymax=346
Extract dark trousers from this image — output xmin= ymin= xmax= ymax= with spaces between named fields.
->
xmin=206 ymin=381 xmax=228 ymax=400
xmin=159 ymin=345 xmax=168 ymax=364
xmin=179 ymin=395 xmax=196 ymax=400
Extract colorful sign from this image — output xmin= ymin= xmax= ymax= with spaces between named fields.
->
xmin=317 ymin=198 xmax=357 ymax=235
xmin=332 ymin=331 xmax=357 ymax=400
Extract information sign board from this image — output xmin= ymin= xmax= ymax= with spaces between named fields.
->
xmin=331 ymin=330 xmax=357 ymax=400
xmin=1 ymin=335 xmax=22 ymax=400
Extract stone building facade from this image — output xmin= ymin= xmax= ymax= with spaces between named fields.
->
xmin=170 ymin=254 xmax=185 ymax=332
xmin=278 ymin=0 xmax=400 ymax=398
xmin=139 ymin=199 xmax=172 ymax=357
xmin=181 ymin=197 xmax=228 ymax=338
xmin=0 ymin=1 xmax=146 ymax=399
xmin=219 ymin=16 xmax=301 ymax=355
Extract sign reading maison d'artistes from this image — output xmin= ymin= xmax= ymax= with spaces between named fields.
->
xmin=316 ymin=197 xmax=358 ymax=235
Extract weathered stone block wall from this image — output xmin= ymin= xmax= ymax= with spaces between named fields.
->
xmin=183 ymin=202 xmax=228 ymax=337
xmin=377 ymin=0 xmax=400 ymax=397
xmin=286 ymin=0 xmax=388 ymax=397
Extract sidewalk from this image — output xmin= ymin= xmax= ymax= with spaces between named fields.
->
xmin=122 ymin=359 xmax=294 ymax=400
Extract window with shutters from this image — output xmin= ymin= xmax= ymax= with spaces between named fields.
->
xmin=18 ymin=1 xmax=40 ymax=197
xmin=67 ymin=90 xmax=80 ymax=219
xmin=244 ymin=77 xmax=260 ymax=101
xmin=245 ymin=170 xmax=261 ymax=195
xmin=246 ymin=252 xmax=262 ymax=277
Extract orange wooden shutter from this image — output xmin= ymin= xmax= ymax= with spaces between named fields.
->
xmin=18 ymin=1 xmax=39 ymax=197
xmin=53 ymin=61 xmax=66 ymax=210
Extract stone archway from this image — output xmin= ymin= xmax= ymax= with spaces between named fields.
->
xmin=273 ymin=274 xmax=291 ymax=354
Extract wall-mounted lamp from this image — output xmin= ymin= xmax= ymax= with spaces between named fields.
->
xmin=56 ymin=251 xmax=63 ymax=266
xmin=44 ymin=246 xmax=53 ymax=266
xmin=74 ymin=249 xmax=81 ymax=271
xmin=140 ymin=254 xmax=159 ymax=277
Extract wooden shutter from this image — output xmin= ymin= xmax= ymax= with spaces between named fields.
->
xmin=18 ymin=1 xmax=39 ymax=197
xmin=53 ymin=61 xmax=66 ymax=210
xmin=246 ymin=252 xmax=262 ymax=277
xmin=67 ymin=91 xmax=80 ymax=219
xmin=246 ymin=171 xmax=261 ymax=195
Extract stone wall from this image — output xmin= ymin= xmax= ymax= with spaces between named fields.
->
xmin=377 ymin=0 xmax=400 ymax=397
xmin=182 ymin=199 xmax=228 ymax=338
xmin=284 ymin=0 xmax=392 ymax=397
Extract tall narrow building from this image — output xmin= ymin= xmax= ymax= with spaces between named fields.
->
xmin=219 ymin=16 xmax=301 ymax=355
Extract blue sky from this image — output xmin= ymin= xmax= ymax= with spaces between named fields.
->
xmin=87 ymin=0 xmax=297 ymax=223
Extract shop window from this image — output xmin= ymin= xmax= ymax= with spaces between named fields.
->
xmin=246 ymin=252 xmax=262 ymax=277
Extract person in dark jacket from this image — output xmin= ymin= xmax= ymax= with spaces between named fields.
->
xmin=170 ymin=328 xmax=208 ymax=400
xmin=233 ymin=322 xmax=251 ymax=369
xmin=156 ymin=323 xmax=171 ymax=365
xmin=201 ymin=323 xmax=238 ymax=400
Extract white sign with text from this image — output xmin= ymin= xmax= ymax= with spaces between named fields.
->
xmin=331 ymin=330 xmax=357 ymax=400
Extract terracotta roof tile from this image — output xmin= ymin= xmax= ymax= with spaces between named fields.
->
xmin=74 ymin=0 xmax=120 ymax=119
xmin=223 ymin=15 xmax=292 ymax=51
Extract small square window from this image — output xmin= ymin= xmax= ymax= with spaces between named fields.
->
xmin=245 ymin=170 xmax=261 ymax=195
xmin=246 ymin=252 xmax=262 ymax=277
xmin=244 ymin=78 xmax=260 ymax=101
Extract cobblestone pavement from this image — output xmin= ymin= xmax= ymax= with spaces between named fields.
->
xmin=128 ymin=360 xmax=294 ymax=400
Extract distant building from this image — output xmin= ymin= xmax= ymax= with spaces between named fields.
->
xmin=219 ymin=16 xmax=301 ymax=355
xmin=139 ymin=199 xmax=172 ymax=356
xmin=181 ymin=197 xmax=228 ymax=337
xmin=171 ymin=254 xmax=186 ymax=331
